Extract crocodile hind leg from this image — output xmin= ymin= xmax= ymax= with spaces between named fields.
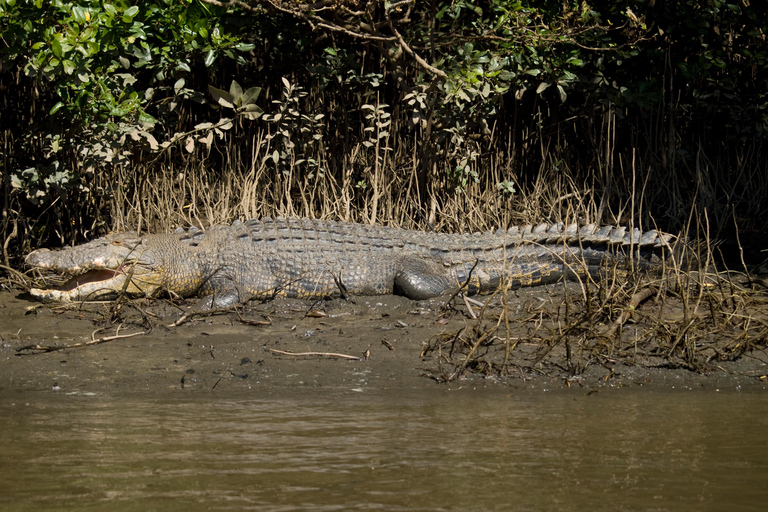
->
xmin=393 ymin=256 xmax=457 ymax=300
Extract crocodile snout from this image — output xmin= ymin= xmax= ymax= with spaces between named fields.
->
xmin=25 ymin=248 xmax=53 ymax=268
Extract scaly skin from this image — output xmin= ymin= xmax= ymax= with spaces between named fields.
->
xmin=25 ymin=217 xmax=675 ymax=306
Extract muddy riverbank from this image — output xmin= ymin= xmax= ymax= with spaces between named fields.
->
xmin=1 ymin=283 xmax=767 ymax=396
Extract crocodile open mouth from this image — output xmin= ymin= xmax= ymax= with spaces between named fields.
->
xmin=58 ymin=269 xmax=121 ymax=291
xmin=29 ymin=268 xmax=128 ymax=302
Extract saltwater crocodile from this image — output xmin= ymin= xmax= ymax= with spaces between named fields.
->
xmin=25 ymin=217 xmax=674 ymax=307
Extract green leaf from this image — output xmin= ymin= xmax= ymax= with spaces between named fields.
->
xmin=229 ymin=80 xmax=243 ymax=100
xmin=115 ymin=73 xmax=137 ymax=86
xmin=62 ymin=60 xmax=75 ymax=75
xmin=59 ymin=41 xmax=74 ymax=55
xmin=80 ymin=27 xmax=94 ymax=41
xmin=110 ymin=104 xmax=128 ymax=116
xmin=208 ymin=85 xmax=235 ymax=108
xmin=204 ymin=49 xmax=216 ymax=67
xmin=131 ymin=26 xmax=147 ymax=39
xmin=242 ymin=106 xmax=263 ymax=121
xmin=49 ymin=102 xmax=65 ymax=114
xmin=51 ymin=39 xmax=62 ymax=59
xmin=241 ymin=86 xmax=262 ymax=105
xmin=71 ymin=6 xmax=87 ymax=23
xmin=104 ymin=4 xmax=117 ymax=17
xmin=84 ymin=41 xmax=100 ymax=56
xmin=556 ymin=84 xmax=567 ymax=103
xmin=138 ymin=112 xmax=157 ymax=126
xmin=124 ymin=6 xmax=139 ymax=17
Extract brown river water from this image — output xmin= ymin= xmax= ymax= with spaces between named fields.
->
xmin=1 ymin=388 xmax=767 ymax=512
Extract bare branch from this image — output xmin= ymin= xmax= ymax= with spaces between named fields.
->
xmin=385 ymin=9 xmax=447 ymax=79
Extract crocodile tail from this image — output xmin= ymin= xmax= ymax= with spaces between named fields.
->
xmin=500 ymin=222 xmax=675 ymax=248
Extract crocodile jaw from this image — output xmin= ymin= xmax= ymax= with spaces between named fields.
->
xmin=29 ymin=268 xmax=129 ymax=302
xmin=26 ymin=240 xmax=164 ymax=302
xmin=28 ymin=265 xmax=168 ymax=302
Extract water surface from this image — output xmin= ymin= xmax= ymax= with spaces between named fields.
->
xmin=1 ymin=388 xmax=766 ymax=511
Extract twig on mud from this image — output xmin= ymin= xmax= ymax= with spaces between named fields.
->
xmin=169 ymin=310 xmax=200 ymax=327
xmin=266 ymin=348 xmax=362 ymax=360
xmin=462 ymin=295 xmax=478 ymax=319
xmin=169 ymin=305 xmax=270 ymax=328
xmin=464 ymin=296 xmax=486 ymax=308
xmin=16 ymin=325 xmax=148 ymax=353
xmin=462 ymin=295 xmax=487 ymax=319
xmin=235 ymin=309 xmax=272 ymax=326
xmin=603 ymin=286 xmax=657 ymax=338
xmin=211 ymin=363 xmax=232 ymax=391
xmin=168 ymin=307 xmax=225 ymax=327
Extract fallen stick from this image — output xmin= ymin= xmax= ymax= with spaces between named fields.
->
xmin=17 ymin=325 xmax=148 ymax=353
xmin=266 ymin=348 xmax=362 ymax=360
xmin=211 ymin=363 xmax=232 ymax=391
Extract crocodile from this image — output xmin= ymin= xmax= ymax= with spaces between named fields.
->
xmin=25 ymin=217 xmax=675 ymax=307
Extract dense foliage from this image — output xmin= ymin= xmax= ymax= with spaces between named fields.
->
xmin=1 ymin=0 xmax=766 ymax=263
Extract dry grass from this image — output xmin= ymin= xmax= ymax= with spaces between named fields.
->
xmin=95 ymin=129 xmax=629 ymax=237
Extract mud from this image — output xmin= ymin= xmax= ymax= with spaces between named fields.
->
xmin=1 ymin=283 xmax=767 ymax=396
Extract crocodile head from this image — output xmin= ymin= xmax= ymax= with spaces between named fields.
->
xmin=25 ymin=232 xmax=171 ymax=302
